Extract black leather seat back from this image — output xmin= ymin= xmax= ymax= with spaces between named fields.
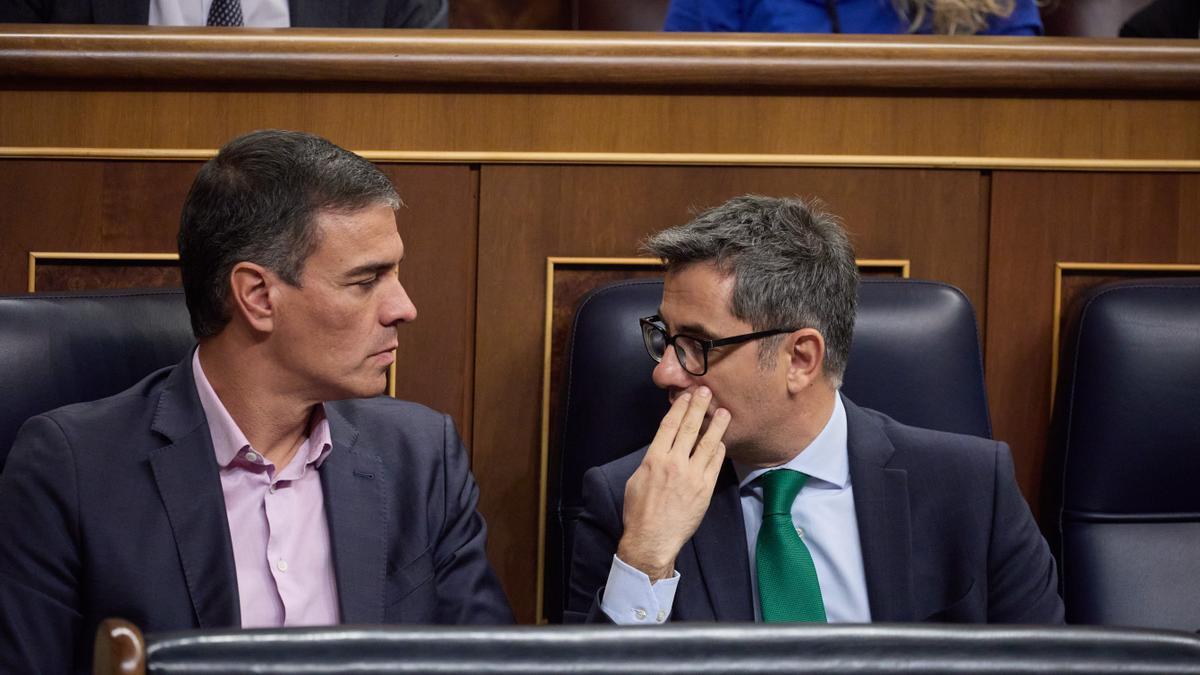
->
xmin=127 ymin=623 xmax=1200 ymax=674
xmin=547 ymin=277 xmax=990 ymax=621
xmin=1053 ymin=278 xmax=1200 ymax=631
xmin=0 ymin=288 xmax=194 ymax=471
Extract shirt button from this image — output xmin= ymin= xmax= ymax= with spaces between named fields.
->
xmin=656 ymin=610 xmax=666 ymax=622
xmin=633 ymin=608 xmax=647 ymax=621
xmin=244 ymin=451 xmax=258 ymax=463
xmin=276 ymin=559 xmax=288 ymax=573
xmin=796 ymin=527 xmax=805 ymax=538
xmin=269 ymin=484 xmax=277 ymax=494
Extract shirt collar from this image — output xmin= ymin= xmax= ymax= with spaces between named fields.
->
xmin=734 ymin=392 xmax=849 ymax=490
xmin=192 ymin=348 xmax=332 ymax=469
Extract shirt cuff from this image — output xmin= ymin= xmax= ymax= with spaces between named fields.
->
xmin=599 ymin=554 xmax=680 ymax=625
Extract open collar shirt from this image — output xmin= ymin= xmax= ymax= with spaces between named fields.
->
xmin=192 ymin=349 xmax=339 ymax=628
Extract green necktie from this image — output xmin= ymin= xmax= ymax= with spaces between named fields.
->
xmin=756 ymin=469 xmax=827 ymax=623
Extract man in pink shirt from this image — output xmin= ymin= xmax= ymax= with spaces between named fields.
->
xmin=0 ymin=130 xmax=513 ymax=673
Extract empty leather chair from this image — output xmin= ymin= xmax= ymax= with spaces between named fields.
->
xmin=94 ymin=618 xmax=1200 ymax=674
xmin=1051 ymin=278 xmax=1200 ymax=631
xmin=0 ymin=288 xmax=194 ymax=471
xmin=545 ymin=277 xmax=991 ymax=622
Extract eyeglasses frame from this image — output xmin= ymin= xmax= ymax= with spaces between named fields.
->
xmin=639 ymin=314 xmax=799 ymax=376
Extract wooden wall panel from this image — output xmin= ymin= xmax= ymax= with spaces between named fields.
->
xmin=0 ymin=160 xmax=478 ymax=439
xmin=473 ymin=164 xmax=988 ymax=622
xmin=986 ymin=171 xmax=1200 ymax=518
xmin=0 ymin=159 xmax=192 ymax=293
xmin=3 ymin=90 xmax=1198 ymax=162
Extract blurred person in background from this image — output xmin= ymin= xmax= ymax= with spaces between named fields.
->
xmin=664 ymin=0 xmax=1041 ymax=35
xmin=0 ymin=0 xmax=448 ymax=28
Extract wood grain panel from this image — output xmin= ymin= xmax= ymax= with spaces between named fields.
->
xmin=379 ymin=165 xmax=479 ymax=441
xmin=3 ymin=90 xmax=1198 ymax=162
xmin=0 ymin=160 xmax=478 ymax=438
xmin=986 ymin=171 xmax=1200 ymax=518
xmin=32 ymin=258 xmax=182 ymax=292
xmin=0 ymin=159 xmax=192 ymax=293
xmin=473 ymin=164 xmax=987 ymax=622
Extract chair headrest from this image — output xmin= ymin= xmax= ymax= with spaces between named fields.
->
xmin=1058 ymin=278 xmax=1200 ymax=516
xmin=0 ymin=288 xmax=194 ymax=469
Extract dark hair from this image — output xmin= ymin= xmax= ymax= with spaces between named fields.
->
xmin=178 ymin=129 xmax=400 ymax=338
xmin=642 ymin=195 xmax=859 ymax=387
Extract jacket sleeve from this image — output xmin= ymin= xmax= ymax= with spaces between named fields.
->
xmin=564 ymin=465 xmax=624 ymax=624
xmin=0 ymin=415 xmax=85 ymax=673
xmin=429 ymin=414 xmax=515 ymax=624
xmin=985 ymin=442 xmax=1065 ymax=623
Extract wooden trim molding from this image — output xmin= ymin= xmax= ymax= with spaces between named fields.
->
xmin=27 ymin=251 xmax=179 ymax=292
xmin=4 ymin=148 xmax=1199 ymax=172
xmin=2 ymin=27 xmax=1198 ymax=94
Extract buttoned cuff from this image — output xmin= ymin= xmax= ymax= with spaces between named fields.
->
xmin=599 ymin=554 xmax=679 ymax=625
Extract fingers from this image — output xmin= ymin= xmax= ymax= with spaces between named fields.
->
xmin=646 ymin=392 xmax=692 ymax=458
xmin=693 ymin=407 xmax=729 ymax=461
xmin=668 ymin=387 xmax=711 ymax=456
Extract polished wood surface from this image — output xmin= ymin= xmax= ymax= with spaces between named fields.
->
xmin=2 ymin=27 xmax=1199 ymax=93
xmin=0 ymin=27 xmax=1197 ymax=624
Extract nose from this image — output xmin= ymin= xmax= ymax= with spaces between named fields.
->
xmin=382 ymin=277 xmax=418 ymax=326
xmin=651 ymin=344 xmax=694 ymax=391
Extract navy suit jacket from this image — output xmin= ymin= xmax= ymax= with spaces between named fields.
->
xmin=0 ymin=0 xmax=448 ymax=28
xmin=0 ymin=355 xmax=512 ymax=673
xmin=566 ymin=397 xmax=1064 ymax=624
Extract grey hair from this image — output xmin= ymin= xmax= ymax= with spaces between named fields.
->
xmin=642 ymin=195 xmax=859 ymax=387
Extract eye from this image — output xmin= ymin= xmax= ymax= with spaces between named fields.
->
xmin=355 ymin=275 xmax=380 ymax=288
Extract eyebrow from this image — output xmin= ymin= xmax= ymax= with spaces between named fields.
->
xmin=657 ymin=307 xmax=717 ymax=340
xmin=343 ymin=260 xmax=399 ymax=280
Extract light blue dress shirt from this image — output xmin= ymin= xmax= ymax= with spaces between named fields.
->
xmin=601 ymin=393 xmax=872 ymax=624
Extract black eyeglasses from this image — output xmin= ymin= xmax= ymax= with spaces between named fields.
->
xmin=639 ymin=315 xmax=798 ymax=376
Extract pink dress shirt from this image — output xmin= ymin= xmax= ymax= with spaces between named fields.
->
xmin=192 ymin=350 xmax=340 ymax=628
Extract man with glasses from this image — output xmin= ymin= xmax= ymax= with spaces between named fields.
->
xmin=565 ymin=194 xmax=1062 ymax=625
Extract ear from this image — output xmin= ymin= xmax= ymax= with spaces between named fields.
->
xmin=785 ymin=328 xmax=826 ymax=394
xmin=228 ymin=262 xmax=276 ymax=334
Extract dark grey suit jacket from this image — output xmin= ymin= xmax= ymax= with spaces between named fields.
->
xmin=0 ymin=354 xmax=512 ymax=674
xmin=566 ymin=397 xmax=1064 ymax=624
xmin=0 ymin=0 xmax=448 ymax=28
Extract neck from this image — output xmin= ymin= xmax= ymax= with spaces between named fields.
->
xmin=741 ymin=386 xmax=839 ymax=469
xmin=197 ymin=334 xmax=317 ymax=471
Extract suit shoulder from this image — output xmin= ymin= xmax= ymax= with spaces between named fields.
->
xmin=329 ymin=396 xmax=446 ymax=428
xmin=859 ymin=406 xmax=1003 ymax=468
xmin=34 ymin=365 xmax=174 ymax=430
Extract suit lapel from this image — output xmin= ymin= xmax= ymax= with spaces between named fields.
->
xmin=148 ymin=355 xmax=240 ymax=629
xmin=689 ymin=461 xmax=755 ymax=621
xmin=845 ymin=398 xmax=914 ymax=622
xmin=320 ymin=403 xmax=387 ymax=624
